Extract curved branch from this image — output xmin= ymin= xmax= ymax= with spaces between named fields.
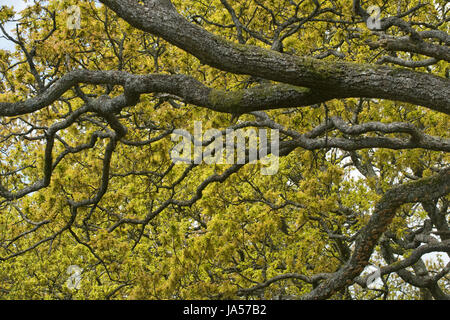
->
xmin=98 ymin=0 xmax=450 ymax=115
xmin=301 ymin=168 xmax=450 ymax=299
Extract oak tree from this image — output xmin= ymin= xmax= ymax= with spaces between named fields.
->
xmin=0 ymin=0 xmax=448 ymax=299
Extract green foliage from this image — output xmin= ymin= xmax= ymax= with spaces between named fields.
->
xmin=0 ymin=0 xmax=448 ymax=300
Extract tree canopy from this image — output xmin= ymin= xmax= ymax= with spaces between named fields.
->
xmin=0 ymin=0 xmax=448 ymax=300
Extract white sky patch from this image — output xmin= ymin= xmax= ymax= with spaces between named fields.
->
xmin=422 ymin=251 xmax=450 ymax=265
xmin=0 ymin=0 xmax=28 ymax=11
xmin=0 ymin=0 xmax=29 ymax=51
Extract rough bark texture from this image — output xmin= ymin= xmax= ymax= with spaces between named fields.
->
xmin=99 ymin=0 xmax=450 ymax=115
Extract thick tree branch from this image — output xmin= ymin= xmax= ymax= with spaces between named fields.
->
xmin=98 ymin=0 xmax=450 ymax=115
xmin=0 ymin=70 xmax=332 ymax=117
xmin=301 ymin=168 xmax=450 ymax=299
